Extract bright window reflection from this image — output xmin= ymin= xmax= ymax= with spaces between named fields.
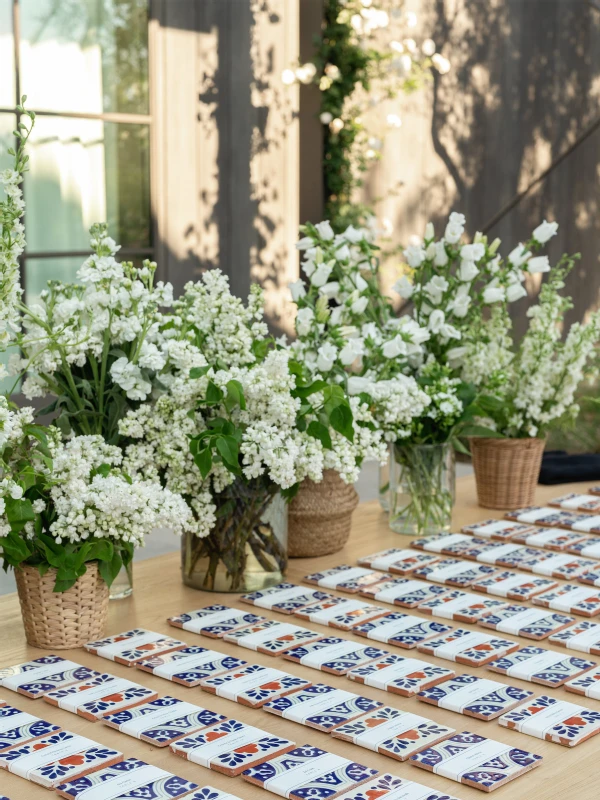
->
xmin=20 ymin=0 xmax=149 ymax=115
xmin=24 ymin=116 xmax=151 ymax=252
xmin=0 ymin=0 xmax=13 ymax=106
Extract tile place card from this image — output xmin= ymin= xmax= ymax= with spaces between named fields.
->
xmin=487 ymin=646 xmax=597 ymax=687
xmin=505 ymin=506 xmax=582 ymax=528
xmin=135 ymin=647 xmax=247 ymax=687
xmin=549 ymin=620 xmax=600 ymax=654
xmin=241 ymin=745 xmax=378 ymax=798
xmin=84 ymin=629 xmax=185 ymax=666
xmin=412 ymin=560 xmax=498 ymax=588
xmin=55 ymin=757 xmax=200 ymax=800
xmin=569 ymin=514 xmax=600 ymax=533
xmin=170 ymin=719 xmax=295 ymax=776
xmin=578 ymin=566 xmax=600 ymax=587
xmin=417 ymin=629 xmax=518 ymax=667
xmin=548 ymin=493 xmax=600 ymax=513
xmin=568 ymin=538 xmax=600 ymax=559
xmin=303 ymin=566 xmax=389 ymax=593
xmin=282 ymin=637 xmax=388 ymax=675
xmin=410 ymin=533 xmax=478 ymax=555
xmin=334 ymin=773 xmax=463 ymax=800
xmin=359 ymin=578 xmax=448 ymax=608
xmin=510 ymin=527 xmax=588 ymax=550
xmin=0 ymin=657 xmax=100 ymax=699
xmin=168 ymin=606 xmax=265 ymax=638
xmin=478 ymin=605 xmax=575 ymax=640
xmin=0 ymin=704 xmax=60 ymax=751
xmin=188 ymin=789 xmax=245 ymax=800
xmin=350 ymin=612 xmax=453 ymax=649
xmin=532 ymin=584 xmax=600 ymax=616
xmin=565 ymin=666 xmax=600 ymax=699
xmin=408 ymin=731 xmax=542 ymax=792
xmin=474 ymin=543 xmax=541 ymax=570
xmin=416 ymin=674 xmax=533 ymax=721
xmin=332 ymin=706 xmax=454 ymax=761
xmin=470 ymin=571 xmax=557 ymax=601
xmin=294 ymin=597 xmax=385 ymax=630
xmin=43 ymin=673 xmax=157 ymax=721
xmin=263 ymin=684 xmax=382 ymax=731
xmin=200 ymin=664 xmax=311 ymax=708
xmin=529 ymin=554 xmax=597 ymax=580
xmin=223 ymin=620 xmax=322 ymax=655
xmin=357 ymin=549 xmax=442 ymax=575
xmin=347 ymin=654 xmax=455 ymax=697
xmin=240 ymin=584 xmax=332 ymax=614
xmin=461 ymin=520 xmax=536 ymax=541
xmin=416 ymin=590 xmax=508 ymax=623
xmin=499 ymin=694 xmax=600 ymax=747
xmin=0 ymin=731 xmax=122 ymax=789
xmin=102 ymin=696 xmax=226 ymax=746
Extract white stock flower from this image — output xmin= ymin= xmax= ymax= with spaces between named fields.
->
xmin=533 ymin=220 xmax=558 ymax=244
xmin=289 ymin=279 xmax=306 ymax=301
xmin=428 ymin=309 xmax=446 ymax=333
xmin=316 ymin=342 xmax=338 ymax=372
xmin=483 ymin=285 xmax=505 ymax=304
xmin=460 ymin=243 xmax=485 ymax=262
xmin=315 ymin=221 xmax=334 ymax=240
xmin=433 ymin=241 xmax=449 ymax=266
xmin=403 ymin=245 xmax=426 ymax=268
xmin=347 ymin=376 xmax=373 ymax=395
xmin=382 ymin=335 xmax=407 ymax=359
xmin=110 ymin=358 xmax=152 ymax=401
xmin=311 ymin=263 xmax=334 ymax=287
xmin=508 ymin=244 xmax=531 ymax=268
xmin=351 ymin=296 xmax=369 ymax=315
xmin=392 ymin=276 xmax=414 ymax=299
xmin=527 ymin=255 xmax=551 ymax=274
xmin=295 ymin=307 xmax=314 ymax=336
xmin=343 ymin=225 xmax=365 ymax=243
xmin=423 ymin=275 xmax=449 ymax=305
xmin=506 ymin=282 xmax=528 ymax=302
xmin=339 ymin=337 xmax=365 ymax=366
xmin=444 ymin=212 xmax=465 ymax=244
xmin=458 ymin=260 xmax=479 ymax=281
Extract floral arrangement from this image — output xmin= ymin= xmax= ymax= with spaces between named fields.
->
xmin=283 ymin=0 xmax=450 ymax=230
xmin=0 ymin=396 xmax=189 ymax=591
xmin=120 ymin=269 xmax=385 ymax=590
xmin=460 ymin=230 xmax=600 ymax=439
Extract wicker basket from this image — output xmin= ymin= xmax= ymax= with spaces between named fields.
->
xmin=288 ymin=469 xmax=359 ymax=558
xmin=470 ymin=437 xmax=545 ymax=510
xmin=15 ymin=563 xmax=109 ymax=649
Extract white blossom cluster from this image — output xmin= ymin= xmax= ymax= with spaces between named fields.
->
xmin=120 ymin=272 xmax=386 ymax=538
xmin=0 ymin=168 xmax=25 ymax=350
xmin=15 ymin=224 xmax=172 ymax=402
xmin=47 ymin=436 xmax=190 ymax=546
xmin=460 ymin=260 xmax=600 ymax=438
xmin=0 ymin=397 xmax=45 ymax=523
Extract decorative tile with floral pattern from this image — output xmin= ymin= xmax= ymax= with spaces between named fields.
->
xmin=200 ymin=664 xmax=311 ymax=708
xmin=43 ymin=673 xmax=157 ymax=721
xmin=461 ymin=520 xmax=536 ymax=541
xmin=240 ymin=584 xmax=333 ymax=614
xmin=408 ymin=731 xmax=542 ymax=792
xmin=170 ymin=719 xmax=295 ymax=776
xmin=532 ymin=584 xmax=600 ymax=617
xmin=0 ymin=657 xmax=100 ymax=699
xmin=417 ymin=674 xmax=533 ymax=720
xmin=528 ymin=554 xmax=598 ymax=581
xmin=510 ymin=527 xmax=588 ymax=551
xmin=84 ymin=629 xmax=185 ymax=666
xmin=241 ymin=744 xmax=379 ymax=798
xmin=223 ymin=620 xmax=322 ymax=655
xmin=487 ymin=646 xmax=597 ymax=687
xmin=478 ymin=605 xmax=575 ymax=640
xmin=549 ymin=620 xmax=600 ymax=655
xmin=417 ymin=629 xmax=518 ymax=667
xmin=168 ymin=606 xmax=266 ymax=638
xmin=416 ymin=590 xmax=508 ymax=623
xmin=331 ymin=706 xmax=455 ymax=761
xmin=357 ymin=549 xmax=442 ymax=575
xmin=294 ymin=597 xmax=386 ymax=630
xmin=55 ymin=757 xmax=200 ymax=800
xmin=499 ymin=694 xmax=600 ymax=747
xmin=350 ymin=611 xmax=453 ymax=649
xmin=359 ymin=578 xmax=449 ymax=609
xmin=504 ymin=506 xmax=584 ymax=529
xmin=263 ymin=684 xmax=382 ymax=732
xmin=0 ymin=704 xmax=60 ymax=751
xmin=135 ymin=647 xmax=247 ymax=687
xmin=548 ymin=493 xmax=600 ymax=513
xmin=412 ymin=560 xmax=499 ymax=588
xmin=333 ymin=772 xmax=462 ymax=800
xmin=303 ymin=566 xmax=390 ymax=593
xmin=282 ymin=637 xmax=388 ymax=675
xmin=565 ymin=666 xmax=600 ymax=699
xmin=347 ymin=654 xmax=455 ymax=697
xmin=470 ymin=572 xmax=557 ymax=601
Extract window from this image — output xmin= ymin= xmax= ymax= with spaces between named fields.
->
xmin=0 ymin=0 xmax=152 ymax=303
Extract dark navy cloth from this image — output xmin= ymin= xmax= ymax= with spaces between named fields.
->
xmin=539 ymin=450 xmax=600 ymax=485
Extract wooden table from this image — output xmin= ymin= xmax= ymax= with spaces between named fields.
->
xmin=1 ymin=475 xmax=598 ymax=800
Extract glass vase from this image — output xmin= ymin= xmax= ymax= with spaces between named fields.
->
xmin=109 ymin=561 xmax=133 ymax=600
xmin=181 ymin=476 xmax=288 ymax=592
xmin=378 ymin=443 xmax=391 ymax=512
xmin=389 ymin=442 xmax=455 ymax=537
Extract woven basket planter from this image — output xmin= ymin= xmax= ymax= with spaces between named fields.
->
xmin=15 ymin=563 xmax=109 ymax=649
xmin=288 ymin=469 xmax=359 ymax=558
xmin=470 ymin=437 xmax=545 ymax=510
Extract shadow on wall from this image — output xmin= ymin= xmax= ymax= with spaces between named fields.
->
xmin=153 ymin=0 xmax=298 ymax=337
xmin=427 ymin=0 xmax=600 ymax=332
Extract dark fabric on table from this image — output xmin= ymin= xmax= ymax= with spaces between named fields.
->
xmin=539 ymin=450 xmax=600 ymax=485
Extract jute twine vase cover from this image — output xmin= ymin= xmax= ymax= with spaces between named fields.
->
xmin=470 ymin=437 xmax=545 ymax=510
xmin=288 ymin=469 xmax=359 ymax=557
xmin=15 ymin=563 xmax=109 ymax=649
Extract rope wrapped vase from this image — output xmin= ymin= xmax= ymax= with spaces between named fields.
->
xmin=288 ymin=469 xmax=359 ymax=558
xmin=470 ymin=437 xmax=545 ymax=510
xmin=15 ymin=563 xmax=109 ymax=649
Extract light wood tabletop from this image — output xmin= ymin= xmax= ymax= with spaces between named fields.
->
xmin=1 ymin=475 xmax=598 ymax=800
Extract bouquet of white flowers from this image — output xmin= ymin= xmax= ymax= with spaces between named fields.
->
xmin=120 ymin=269 xmax=385 ymax=590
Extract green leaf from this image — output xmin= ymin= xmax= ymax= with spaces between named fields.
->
xmin=461 ymin=424 xmax=505 ymax=439
xmin=307 ymin=420 xmax=332 ymax=450
xmin=293 ymin=379 xmax=328 ymax=399
xmin=98 ymin=550 xmax=122 ymax=588
xmin=194 ymin=446 xmax=213 ymax=478
xmin=281 ymin=483 xmax=300 ymax=501
xmin=5 ymin=497 xmax=35 ymax=532
xmin=329 ymin=402 xmax=354 ymax=442
xmin=204 ymin=380 xmax=223 ymax=405
xmin=224 ymin=379 xmax=246 ymax=412
xmin=190 ymin=365 xmax=210 ymax=379
xmin=91 ymin=463 xmax=112 ymax=479
xmin=215 ymin=435 xmax=240 ymax=471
